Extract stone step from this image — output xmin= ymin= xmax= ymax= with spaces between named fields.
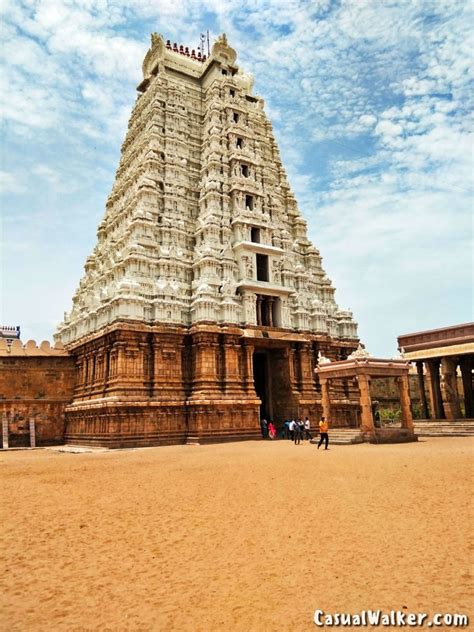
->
xmin=311 ymin=429 xmax=364 ymax=445
xmin=414 ymin=422 xmax=474 ymax=426
xmin=413 ymin=421 xmax=474 ymax=437
xmin=417 ymin=433 xmax=473 ymax=437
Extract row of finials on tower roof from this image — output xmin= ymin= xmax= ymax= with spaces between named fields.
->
xmin=165 ymin=40 xmax=207 ymax=62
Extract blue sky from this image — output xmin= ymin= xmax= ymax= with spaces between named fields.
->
xmin=1 ymin=0 xmax=472 ymax=356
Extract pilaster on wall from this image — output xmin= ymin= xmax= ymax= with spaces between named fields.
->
xmin=297 ymin=342 xmax=317 ymax=400
xmin=189 ymin=328 xmax=221 ymax=400
xmin=288 ymin=345 xmax=299 ymax=394
xmin=242 ymin=341 xmax=256 ymax=395
xmin=221 ymin=332 xmax=245 ymax=396
xmin=151 ymin=331 xmax=186 ymax=401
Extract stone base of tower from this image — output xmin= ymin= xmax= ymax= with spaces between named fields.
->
xmin=64 ymin=401 xmax=188 ymax=448
xmin=60 ymin=321 xmax=360 ymax=448
xmin=186 ymin=399 xmax=261 ymax=444
xmin=64 ymin=399 xmax=261 ymax=448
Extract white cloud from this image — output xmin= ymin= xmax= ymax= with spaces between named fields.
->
xmin=0 ymin=170 xmax=26 ymax=193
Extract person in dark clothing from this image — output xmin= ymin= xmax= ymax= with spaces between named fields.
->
xmin=294 ymin=419 xmax=302 ymax=445
xmin=260 ymin=418 xmax=268 ymax=439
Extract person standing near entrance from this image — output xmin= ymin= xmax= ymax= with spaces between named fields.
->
xmin=260 ymin=418 xmax=268 ymax=439
xmin=318 ymin=416 xmax=329 ymax=450
xmin=268 ymin=421 xmax=276 ymax=439
xmin=294 ymin=419 xmax=302 ymax=445
xmin=289 ymin=418 xmax=295 ymax=441
xmin=304 ymin=417 xmax=312 ymax=441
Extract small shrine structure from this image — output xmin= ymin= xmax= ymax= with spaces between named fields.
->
xmin=315 ymin=345 xmax=416 ymax=443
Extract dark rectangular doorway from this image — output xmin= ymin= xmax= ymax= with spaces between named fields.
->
xmin=253 ymin=348 xmax=298 ymax=427
xmin=253 ymin=351 xmax=272 ymax=420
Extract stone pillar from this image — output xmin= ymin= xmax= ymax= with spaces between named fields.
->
xmin=398 ymin=374 xmax=414 ymax=431
xmin=267 ymin=297 xmax=274 ymax=327
xmin=256 ymin=295 xmax=262 ymax=326
xmin=459 ymin=356 xmax=473 ymax=418
xmin=357 ymin=373 xmax=374 ymax=433
xmin=440 ymin=357 xmax=461 ymax=420
xmin=416 ymin=361 xmax=430 ymax=419
xmin=426 ymin=359 xmax=445 ymax=419
xmin=320 ymin=377 xmax=331 ymax=421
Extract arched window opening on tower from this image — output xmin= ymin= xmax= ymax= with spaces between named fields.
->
xmin=233 ymin=112 xmax=239 ymax=123
xmin=250 ymin=227 xmax=261 ymax=243
xmin=230 ymin=89 xmax=235 ymax=97
xmin=222 ymin=69 xmax=228 ymax=75
xmin=241 ymin=164 xmax=249 ymax=177
xmin=245 ymin=194 xmax=254 ymax=210
xmin=236 ymin=137 xmax=243 ymax=149
xmin=256 ymin=254 xmax=269 ymax=282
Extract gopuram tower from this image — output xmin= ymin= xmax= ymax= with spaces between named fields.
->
xmin=56 ymin=33 xmax=359 ymax=447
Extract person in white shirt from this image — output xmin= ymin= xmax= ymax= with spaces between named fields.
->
xmin=289 ymin=418 xmax=295 ymax=441
xmin=304 ymin=417 xmax=312 ymax=441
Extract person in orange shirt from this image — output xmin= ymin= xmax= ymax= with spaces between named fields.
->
xmin=318 ymin=416 xmax=329 ymax=450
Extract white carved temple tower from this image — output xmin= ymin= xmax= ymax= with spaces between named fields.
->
xmin=56 ymin=33 xmax=359 ymax=447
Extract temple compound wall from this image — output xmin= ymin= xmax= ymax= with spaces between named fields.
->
xmin=0 ymin=340 xmax=76 ymax=447
xmin=50 ymin=33 xmax=360 ymax=447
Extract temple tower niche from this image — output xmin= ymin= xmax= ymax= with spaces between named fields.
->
xmin=55 ymin=33 xmax=359 ymax=447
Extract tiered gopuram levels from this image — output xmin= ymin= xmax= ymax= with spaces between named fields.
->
xmin=55 ymin=33 xmax=359 ymax=447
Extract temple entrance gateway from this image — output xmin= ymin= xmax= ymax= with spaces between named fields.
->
xmin=253 ymin=352 xmax=271 ymax=420
xmin=252 ymin=347 xmax=299 ymax=428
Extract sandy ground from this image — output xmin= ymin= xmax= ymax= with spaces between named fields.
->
xmin=1 ymin=437 xmax=472 ymax=631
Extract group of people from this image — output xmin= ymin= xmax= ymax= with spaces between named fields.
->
xmin=259 ymin=416 xmax=329 ymax=449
